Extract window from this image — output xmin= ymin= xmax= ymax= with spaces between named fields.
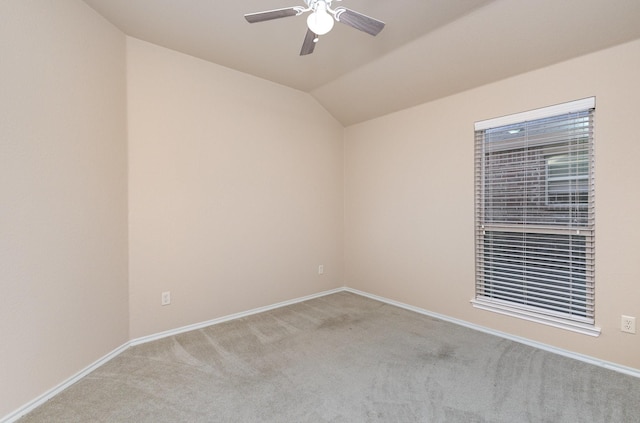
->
xmin=473 ymin=98 xmax=598 ymax=336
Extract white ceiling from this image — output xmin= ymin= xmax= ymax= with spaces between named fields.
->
xmin=82 ymin=0 xmax=640 ymax=126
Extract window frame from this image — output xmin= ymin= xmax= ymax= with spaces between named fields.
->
xmin=472 ymin=98 xmax=600 ymax=336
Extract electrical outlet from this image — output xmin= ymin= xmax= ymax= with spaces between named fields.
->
xmin=161 ymin=291 xmax=171 ymax=306
xmin=621 ymin=315 xmax=636 ymax=334
xmin=318 ymin=265 xmax=324 ymax=275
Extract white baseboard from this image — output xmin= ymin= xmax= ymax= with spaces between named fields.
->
xmin=0 ymin=287 xmax=343 ymax=423
xmin=344 ymin=287 xmax=640 ymax=379
xmin=3 ymin=286 xmax=638 ymax=423
xmin=1 ymin=342 xmax=130 ymax=423
xmin=129 ymin=287 xmax=345 ymax=346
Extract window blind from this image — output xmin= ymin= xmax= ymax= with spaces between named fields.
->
xmin=473 ymin=99 xmax=597 ymax=335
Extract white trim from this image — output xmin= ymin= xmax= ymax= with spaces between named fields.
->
xmin=129 ymin=287 xmax=345 ymax=346
xmin=1 ymin=342 xmax=130 ymax=423
xmin=344 ymin=287 xmax=639 ymax=379
xmin=0 ymin=287 xmax=344 ymax=423
xmin=474 ymin=97 xmax=595 ymax=130
xmin=3 ymin=286 xmax=638 ymax=423
xmin=471 ymin=298 xmax=601 ymax=337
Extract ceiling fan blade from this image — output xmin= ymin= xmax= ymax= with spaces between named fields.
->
xmin=334 ymin=8 xmax=385 ymax=36
xmin=244 ymin=7 xmax=301 ymax=23
xmin=300 ymin=29 xmax=318 ymax=56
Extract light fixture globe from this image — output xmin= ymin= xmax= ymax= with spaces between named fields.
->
xmin=307 ymin=3 xmax=334 ymax=35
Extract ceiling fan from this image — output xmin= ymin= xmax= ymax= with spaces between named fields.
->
xmin=244 ymin=0 xmax=385 ymax=56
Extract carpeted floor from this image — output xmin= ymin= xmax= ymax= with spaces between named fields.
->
xmin=17 ymin=291 xmax=640 ymax=422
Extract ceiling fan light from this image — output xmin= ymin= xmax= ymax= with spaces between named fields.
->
xmin=307 ymin=7 xmax=334 ymax=35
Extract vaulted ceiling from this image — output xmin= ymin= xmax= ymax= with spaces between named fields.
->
xmin=83 ymin=0 xmax=640 ymax=126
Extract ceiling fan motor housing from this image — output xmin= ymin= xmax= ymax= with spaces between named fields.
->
xmin=305 ymin=0 xmax=336 ymax=10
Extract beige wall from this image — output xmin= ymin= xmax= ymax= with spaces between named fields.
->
xmin=0 ymin=0 xmax=129 ymax=418
xmin=127 ymin=38 xmax=344 ymax=338
xmin=345 ymin=38 xmax=640 ymax=369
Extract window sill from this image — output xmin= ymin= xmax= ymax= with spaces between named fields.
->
xmin=471 ymin=298 xmax=601 ymax=337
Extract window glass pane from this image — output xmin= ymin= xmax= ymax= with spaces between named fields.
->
xmin=482 ymin=231 xmax=589 ymax=318
xmin=482 ymin=112 xmax=591 ymax=227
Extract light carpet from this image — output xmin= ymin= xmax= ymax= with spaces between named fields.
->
xmin=18 ymin=291 xmax=640 ymax=422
